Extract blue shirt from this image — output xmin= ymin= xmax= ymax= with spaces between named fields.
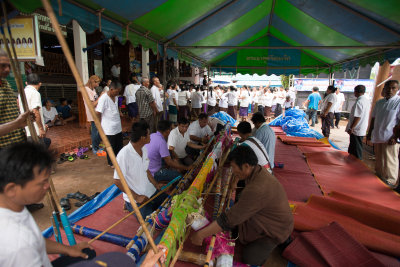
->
xmin=307 ymin=92 xmax=322 ymax=110
xmin=56 ymin=105 xmax=71 ymax=118
xmin=254 ymin=123 xmax=276 ymax=168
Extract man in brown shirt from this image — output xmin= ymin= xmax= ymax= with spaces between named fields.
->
xmin=191 ymin=145 xmax=293 ymax=265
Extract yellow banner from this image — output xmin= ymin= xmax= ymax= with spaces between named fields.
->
xmin=0 ymin=17 xmax=37 ymax=60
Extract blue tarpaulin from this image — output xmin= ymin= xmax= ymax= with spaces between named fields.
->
xmin=269 ymin=108 xmax=340 ymax=149
xmin=43 ymin=185 xmax=121 ymax=238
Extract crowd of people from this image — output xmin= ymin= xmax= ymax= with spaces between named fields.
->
xmin=0 ymin=44 xmax=399 ymax=266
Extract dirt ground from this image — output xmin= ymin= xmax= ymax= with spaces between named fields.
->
xmin=31 ymin=117 xmax=375 ymax=267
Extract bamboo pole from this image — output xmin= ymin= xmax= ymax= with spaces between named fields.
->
xmin=89 ymin=137 xmax=214 ymax=245
xmin=204 ymin=168 xmax=233 ymax=267
xmin=170 ymin=229 xmax=191 ymax=267
xmin=170 ymin=141 xmax=232 ymax=266
xmin=178 ymin=251 xmax=207 ymax=266
xmin=40 ymin=0 xmax=161 ymax=259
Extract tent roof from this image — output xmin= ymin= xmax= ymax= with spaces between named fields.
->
xmin=10 ymin=0 xmax=400 ymax=75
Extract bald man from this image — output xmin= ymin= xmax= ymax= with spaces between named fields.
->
xmin=135 ymin=78 xmax=158 ymax=132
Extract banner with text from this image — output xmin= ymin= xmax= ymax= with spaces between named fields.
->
xmin=0 ymin=17 xmax=38 ymax=60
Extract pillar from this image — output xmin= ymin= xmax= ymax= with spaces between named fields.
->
xmin=73 ymin=20 xmax=89 ymax=127
xmin=142 ymin=47 xmax=149 ymax=78
xmin=368 ymin=61 xmax=391 ymax=134
xmin=194 ymin=67 xmax=199 ymax=84
xmin=175 ymin=59 xmax=180 ymax=81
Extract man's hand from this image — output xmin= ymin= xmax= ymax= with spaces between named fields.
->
xmin=136 ymin=195 xmax=150 ymax=204
xmin=388 ymin=136 xmax=397 ymax=145
xmin=15 ymin=111 xmax=31 ymax=128
xmin=66 ymin=242 xmax=91 ymax=259
xmin=38 ymin=128 xmax=46 ymax=138
xmin=155 ymin=182 xmax=163 ymax=190
xmin=346 ymin=128 xmax=353 ymax=135
xmin=141 ymin=245 xmax=167 ymax=267
xmin=190 ymin=231 xmax=204 ymax=246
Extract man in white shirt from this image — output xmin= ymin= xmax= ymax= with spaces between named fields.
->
xmin=114 ymin=121 xmax=164 ymax=218
xmin=150 ymin=77 xmax=164 ymax=129
xmin=333 ymin=88 xmax=345 ymax=129
xmin=274 ymin=87 xmax=286 ymax=117
xmin=320 ymin=86 xmax=337 ymax=138
xmin=0 ymin=143 xmax=92 ymax=267
xmin=237 ymin=121 xmax=272 ymax=172
xmin=168 ymin=117 xmax=205 ymax=166
xmin=191 ymin=86 xmax=204 ymax=120
xmin=110 ymin=63 xmax=120 ymax=80
xmin=124 ymin=75 xmax=140 ymax=123
xmin=345 ymin=85 xmax=371 ymax=160
xmin=18 ymin=73 xmax=50 ymax=148
xmin=96 ymin=81 xmax=123 ymax=168
xmin=367 ymin=80 xmax=400 ymax=187
xmin=188 ymin=113 xmax=213 ymax=145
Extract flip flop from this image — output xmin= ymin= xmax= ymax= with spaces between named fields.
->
xmin=74 ymin=192 xmax=100 ymax=207
xmin=60 ymin=198 xmax=71 ymax=211
xmin=67 ymin=191 xmax=88 ymax=201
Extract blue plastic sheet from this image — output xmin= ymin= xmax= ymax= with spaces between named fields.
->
xmin=269 ymin=108 xmax=340 ymax=149
xmin=43 ymin=185 xmax=121 ymax=238
xmin=210 ymin=111 xmax=237 ymax=125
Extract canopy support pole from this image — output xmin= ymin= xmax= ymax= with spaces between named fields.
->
xmin=163 ymin=45 xmax=167 ymax=119
xmin=368 ymin=61 xmax=391 ymax=131
xmin=172 ymin=45 xmax=400 ymax=50
xmin=41 ymin=0 xmax=162 ymax=263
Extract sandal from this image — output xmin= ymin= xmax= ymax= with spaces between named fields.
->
xmin=67 ymin=191 xmax=88 ymax=201
xmin=60 ymin=198 xmax=71 ymax=211
xmin=74 ymin=192 xmax=100 ymax=207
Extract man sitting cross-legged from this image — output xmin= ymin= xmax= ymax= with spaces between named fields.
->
xmin=168 ymin=117 xmax=206 ymax=166
xmin=146 ymin=120 xmax=191 ymax=183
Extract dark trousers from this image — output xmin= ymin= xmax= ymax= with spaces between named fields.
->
xmin=348 ymin=134 xmax=363 ymax=160
xmin=306 ymin=108 xmax=318 ymax=126
xmin=242 ymin=236 xmax=278 ymax=265
xmin=90 ymin=121 xmax=101 ymax=151
xmin=334 ymin=112 xmax=341 ymax=127
xmin=274 ymin=103 xmax=282 ymax=117
xmin=124 ymin=178 xmax=168 ymax=219
xmin=258 ymin=105 xmax=264 ymax=116
xmin=52 ymin=248 xmax=96 ymax=267
xmin=106 ymin=132 xmax=123 ymax=166
xmin=321 ymin=112 xmax=334 ymax=138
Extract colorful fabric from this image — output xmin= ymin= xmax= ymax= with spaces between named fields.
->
xmin=0 ymin=79 xmax=26 ymax=148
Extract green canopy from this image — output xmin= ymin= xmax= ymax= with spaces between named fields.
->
xmin=10 ymin=0 xmax=400 ymax=74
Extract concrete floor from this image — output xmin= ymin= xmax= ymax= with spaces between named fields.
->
xmin=34 ymin=152 xmax=115 ymax=231
xmin=31 ymin=117 xmax=375 ymax=266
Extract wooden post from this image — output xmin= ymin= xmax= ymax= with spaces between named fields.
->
xmin=163 ymin=45 xmax=167 ymax=119
xmin=40 ymin=0 xmax=161 ymax=260
xmin=371 ymin=61 xmax=390 ymax=110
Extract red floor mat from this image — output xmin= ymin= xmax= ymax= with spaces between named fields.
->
xmin=49 ymin=195 xmax=140 ymax=261
xmin=278 ymin=136 xmax=330 ymax=147
xmin=303 ymin=150 xmax=400 ymax=210
xmin=274 ymin=140 xmax=322 ymax=202
xmin=283 ymin=222 xmax=385 ymax=267
xmin=297 ymin=145 xmax=336 ymax=153
xmin=293 ymin=194 xmax=400 ymax=256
